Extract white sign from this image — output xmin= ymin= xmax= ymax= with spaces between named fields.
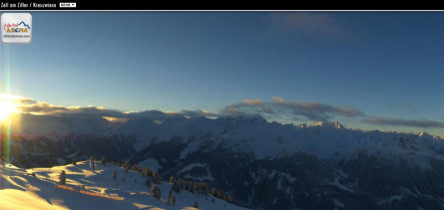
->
xmin=1 ymin=13 xmax=32 ymax=44
xmin=60 ymin=3 xmax=76 ymax=8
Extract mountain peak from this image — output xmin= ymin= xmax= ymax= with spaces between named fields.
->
xmin=419 ymin=132 xmax=432 ymax=138
xmin=313 ymin=121 xmax=344 ymax=129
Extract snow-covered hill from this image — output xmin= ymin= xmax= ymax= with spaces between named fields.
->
xmin=0 ymin=160 xmax=245 ymax=210
xmin=6 ymin=114 xmax=444 ymax=209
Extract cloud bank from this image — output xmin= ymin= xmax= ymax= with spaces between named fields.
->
xmin=11 ymin=95 xmax=444 ymax=131
xmin=362 ymin=117 xmax=444 ymax=128
xmin=220 ymin=96 xmax=364 ymax=121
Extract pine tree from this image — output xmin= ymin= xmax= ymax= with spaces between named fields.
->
xmin=59 ymin=170 xmax=66 ymax=185
xmin=171 ymin=195 xmax=176 ymax=205
xmin=199 ymin=182 xmax=207 ymax=194
xmin=153 ymin=171 xmax=161 ymax=184
xmin=227 ymin=195 xmax=234 ymax=203
xmin=178 ymin=178 xmax=184 ymax=189
xmin=100 ymin=156 xmax=106 ymax=165
xmin=151 ymin=184 xmax=161 ymax=200
xmin=210 ymin=188 xmax=218 ymax=197
xmin=218 ymin=191 xmax=224 ymax=199
xmin=90 ymin=156 xmax=95 ymax=172
xmin=193 ymin=182 xmax=199 ymax=194
xmin=72 ymin=158 xmax=77 ymax=165
xmin=122 ymin=160 xmax=130 ymax=171
xmin=113 ymin=170 xmax=117 ymax=179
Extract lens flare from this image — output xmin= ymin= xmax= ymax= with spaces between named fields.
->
xmin=1 ymin=44 xmax=13 ymax=166
xmin=0 ymin=96 xmax=17 ymax=121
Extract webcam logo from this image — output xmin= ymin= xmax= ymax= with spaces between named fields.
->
xmin=1 ymin=13 xmax=32 ymax=44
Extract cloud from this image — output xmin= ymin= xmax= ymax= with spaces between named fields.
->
xmin=180 ymin=109 xmax=219 ymax=118
xmin=16 ymin=95 xmax=362 ymax=123
xmin=19 ymin=101 xmax=69 ymax=114
xmin=266 ymin=13 xmax=352 ymax=40
xmin=389 ymin=102 xmax=415 ymax=112
xmin=0 ymin=95 xmax=36 ymax=105
xmin=14 ymin=97 xmax=36 ymax=105
xmin=221 ymin=96 xmax=364 ymax=122
xmin=17 ymin=95 xmax=441 ymax=131
xmin=362 ymin=117 xmax=444 ymax=128
xmin=16 ymin=97 xmax=219 ymax=123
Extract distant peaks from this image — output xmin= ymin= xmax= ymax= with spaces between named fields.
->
xmin=419 ymin=132 xmax=432 ymax=138
xmin=313 ymin=121 xmax=344 ymax=129
xmin=335 ymin=121 xmax=343 ymax=129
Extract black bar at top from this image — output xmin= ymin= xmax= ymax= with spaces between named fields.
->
xmin=0 ymin=1 xmax=441 ymax=11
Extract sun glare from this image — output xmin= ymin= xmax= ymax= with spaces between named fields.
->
xmin=0 ymin=95 xmax=18 ymax=121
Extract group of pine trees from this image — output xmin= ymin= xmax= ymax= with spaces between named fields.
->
xmin=67 ymin=155 xmax=236 ymax=206
xmin=210 ymin=187 xmax=234 ymax=203
xmin=168 ymin=175 xmax=235 ymax=204
xmin=106 ymin=159 xmax=177 ymax=204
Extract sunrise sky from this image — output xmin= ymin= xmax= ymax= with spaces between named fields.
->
xmin=1 ymin=12 xmax=444 ymax=136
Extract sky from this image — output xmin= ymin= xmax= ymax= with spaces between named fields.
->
xmin=1 ymin=12 xmax=444 ymax=136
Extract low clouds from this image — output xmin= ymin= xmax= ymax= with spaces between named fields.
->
xmin=389 ymin=102 xmax=416 ymax=112
xmin=221 ymin=96 xmax=364 ymax=121
xmin=180 ymin=109 xmax=219 ymax=118
xmin=18 ymin=96 xmax=364 ymax=123
xmin=12 ymin=95 xmax=444 ymax=131
xmin=16 ymin=97 xmax=215 ymax=122
xmin=362 ymin=117 xmax=444 ymax=128
xmin=14 ymin=97 xmax=36 ymax=105
xmin=0 ymin=95 xmax=36 ymax=105
xmin=19 ymin=101 xmax=69 ymax=114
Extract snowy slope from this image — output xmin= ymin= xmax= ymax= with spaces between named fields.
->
xmin=0 ymin=161 xmax=245 ymax=210
xmin=6 ymin=115 xmax=444 ymax=209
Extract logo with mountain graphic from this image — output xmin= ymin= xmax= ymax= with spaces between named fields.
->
xmin=1 ymin=13 xmax=32 ymax=43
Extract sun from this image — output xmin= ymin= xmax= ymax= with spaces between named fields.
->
xmin=0 ymin=95 xmax=18 ymax=121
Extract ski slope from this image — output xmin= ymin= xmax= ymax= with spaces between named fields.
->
xmin=0 ymin=160 xmax=245 ymax=210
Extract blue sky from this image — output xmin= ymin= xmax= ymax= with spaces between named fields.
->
xmin=2 ymin=12 xmax=444 ymax=135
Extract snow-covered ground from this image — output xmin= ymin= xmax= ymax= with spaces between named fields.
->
xmin=0 ymin=160 xmax=245 ymax=210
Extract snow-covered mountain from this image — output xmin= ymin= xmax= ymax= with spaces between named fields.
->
xmin=0 ymin=160 xmax=244 ymax=210
xmin=4 ymin=114 xmax=444 ymax=209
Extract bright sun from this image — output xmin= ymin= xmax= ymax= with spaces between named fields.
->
xmin=0 ymin=95 xmax=18 ymax=121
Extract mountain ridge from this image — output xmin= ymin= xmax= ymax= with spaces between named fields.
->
xmin=4 ymin=114 xmax=444 ymax=209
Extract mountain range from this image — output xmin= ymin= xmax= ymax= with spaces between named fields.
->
xmin=3 ymin=113 xmax=444 ymax=209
